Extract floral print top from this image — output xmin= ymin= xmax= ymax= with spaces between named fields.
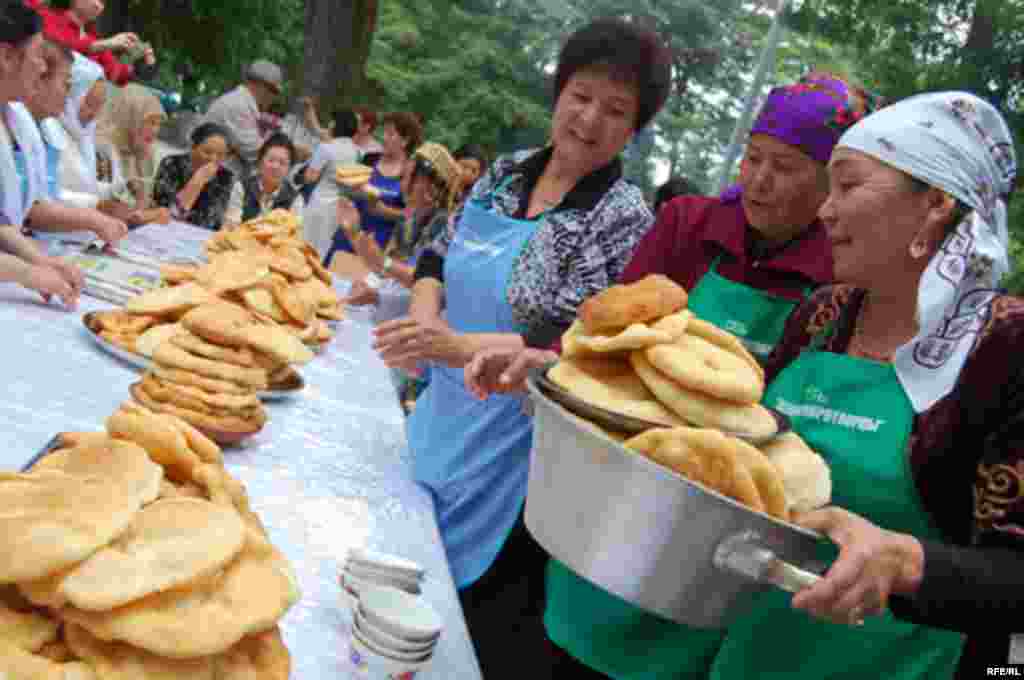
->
xmin=429 ymin=147 xmax=654 ymax=348
xmin=152 ymin=153 xmax=237 ymax=231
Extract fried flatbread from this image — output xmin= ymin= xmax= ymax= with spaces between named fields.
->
xmin=125 ymin=282 xmax=212 ymax=317
xmin=30 ymin=437 xmax=163 ymax=507
xmin=169 ymin=331 xmax=256 ymax=368
xmin=60 ymin=498 xmax=247 ymax=611
xmin=630 ymin=352 xmax=778 ymax=440
xmin=548 ymin=357 xmax=687 ymax=427
xmin=0 ymin=470 xmax=140 ymax=583
xmin=63 ymin=540 xmax=300 ymax=659
xmin=152 ymin=344 xmax=268 ymax=390
xmin=578 ymin=274 xmax=688 ymax=335
xmin=135 ymin=323 xmax=184 ymax=359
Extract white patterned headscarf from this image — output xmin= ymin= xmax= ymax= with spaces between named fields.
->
xmin=61 ymin=53 xmax=105 ymax=194
xmin=838 ymin=92 xmax=1017 ymax=413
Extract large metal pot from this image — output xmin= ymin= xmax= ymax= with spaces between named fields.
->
xmin=525 ymin=374 xmax=828 ymax=629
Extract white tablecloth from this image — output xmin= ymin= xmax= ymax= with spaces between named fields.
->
xmin=0 ymin=225 xmax=482 ymax=679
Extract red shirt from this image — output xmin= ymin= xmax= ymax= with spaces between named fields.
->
xmin=28 ymin=1 xmax=135 ymax=85
xmin=619 ymin=195 xmax=833 ymax=298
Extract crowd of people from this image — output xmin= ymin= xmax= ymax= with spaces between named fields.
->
xmin=1 ymin=1 xmax=1023 ymax=679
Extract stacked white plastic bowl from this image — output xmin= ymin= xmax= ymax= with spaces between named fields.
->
xmin=340 ymin=549 xmax=443 ymax=678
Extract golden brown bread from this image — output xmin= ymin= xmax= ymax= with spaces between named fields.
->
xmin=548 ymin=357 xmax=688 ymax=427
xmin=630 ymin=352 xmax=779 ymax=439
xmin=625 ymin=428 xmax=765 ymax=513
xmin=577 ymin=274 xmax=688 ymax=335
xmin=645 ymin=333 xmax=764 ymax=404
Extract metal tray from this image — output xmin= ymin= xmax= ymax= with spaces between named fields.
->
xmin=524 ymin=374 xmax=827 ymax=628
xmin=20 ymin=434 xmax=64 ymax=471
xmin=532 ymin=363 xmax=790 ymax=445
xmin=82 ymin=312 xmax=305 ymax=400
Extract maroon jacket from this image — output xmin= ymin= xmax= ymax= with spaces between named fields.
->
xmin=619 ymin=195 xmax=833 ymax=298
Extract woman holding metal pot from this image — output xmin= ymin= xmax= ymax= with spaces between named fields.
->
xmin=371 ymin=17 xmax=672 ymax=677
xmin=723 ymin=91 xmax=1020 ymax=680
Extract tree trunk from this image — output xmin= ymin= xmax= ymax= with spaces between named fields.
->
xmin=962 ymin=0 xmax=998 ymax=56
xmin=301 ymin=0 xmax=379 ymax=109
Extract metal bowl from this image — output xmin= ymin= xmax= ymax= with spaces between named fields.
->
xmin=532 ymin=362 xmax=790 ymax=445
xmin=525 ymin=373 xmax=827 ymax=629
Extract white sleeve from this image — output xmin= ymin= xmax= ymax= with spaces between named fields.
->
xmin=224 ymin=180 xmax=244 ymax=224
xmin=308 ymin=141 xmax=334 ymax=172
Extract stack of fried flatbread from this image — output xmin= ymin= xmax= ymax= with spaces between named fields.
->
xmin=550 ymin=274 xmax=831 ymax=520
xmin=130 ymin=300 xmax=315 ymax=443
xmin=334 ymin=164 xmax=380 ymax=200
xmin=89 ymin=210 xmax=342 ymax=381
xmin=558 ymin=274 xmax=778 ymax=441
xmin=0 ymin=404 xmax=297 ymax=679
xmin=195 ymin=211 xmax=343 ymax=339
xmin=334 ymin=163 xmax=373 ymax=186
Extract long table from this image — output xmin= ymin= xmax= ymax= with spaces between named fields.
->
xmin=0 ymin=224 xmax=483 ymax=679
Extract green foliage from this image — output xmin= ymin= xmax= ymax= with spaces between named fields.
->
xmin=108 ymin=0 xmax=305 ymax=105
xmin=365 ymin=1 xmax=553 ymax=155
xmin=789 ymin=0 xmax=1024 ymax=290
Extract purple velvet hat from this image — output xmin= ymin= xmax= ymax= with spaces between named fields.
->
xmin=721 ymin=74 xmax=878 ymax=201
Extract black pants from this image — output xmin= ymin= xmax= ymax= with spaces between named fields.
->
xmin=458 ymin=512 xmax=610 ymax=679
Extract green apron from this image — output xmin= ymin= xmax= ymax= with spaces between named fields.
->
xmin=708 ymin=351 xmax=964 ymax=679
xmin=688 ymin=256 xmax=809 ymax=361
xmin=543 ymin=261 xmax=809 ymax=679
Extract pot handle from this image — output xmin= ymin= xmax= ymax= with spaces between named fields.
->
xmin=713 ymin=530 xmax=822 ymax=594
xmin=767 ymin=559 xmax=822 ymax=593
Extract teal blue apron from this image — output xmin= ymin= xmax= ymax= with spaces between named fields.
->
xmin=407 ymin=192 xmax=541 ymax=588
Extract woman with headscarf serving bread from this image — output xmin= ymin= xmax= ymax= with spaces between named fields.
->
xmin=725 ymin=91 xmax=1021 ymax=680
xmin=567 ymin=92 xmax=1019 ymax=679
xmin=371 ymin=17 xmax=672 ymax=677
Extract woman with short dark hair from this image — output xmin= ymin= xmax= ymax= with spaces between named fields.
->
xmin=223 ymin=132 xmax=304 ymax=227
xmin=371 ymin=17 xmax=672 ymax=676
xmin=152 ymin=122 xmax=237 ymax=230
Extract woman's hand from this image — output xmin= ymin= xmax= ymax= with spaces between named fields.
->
xmin=151 ymin=207 xmax=172 ymax=225
xmin=91 ymin=214 xmax=129 ymax=245
xmin=336 ymin=197 xmax=361 ymax=236
xmin=22 ymin=262 xmax=79 ymax=310
xmin=464 ymin=347 xmax=558 ymax=400
xmin=353 ymin=232 xmax=385 ymax=274
xmin=98 ymin=33 xmax=139 ymax=54
xmin=42 ymin=256 xmax=84 ymax=299
xmin=342 ymin=278 xmax=380 ymax=307
xmin=142 ymin=45 xmax=156 ymax=65
xmin=373 ymin=316 xmax=467 ymax=368
xmin=189 ymin=161 xmax=221 ymax=191
xmin=791 ymin=507 xmax=925 ymax=626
